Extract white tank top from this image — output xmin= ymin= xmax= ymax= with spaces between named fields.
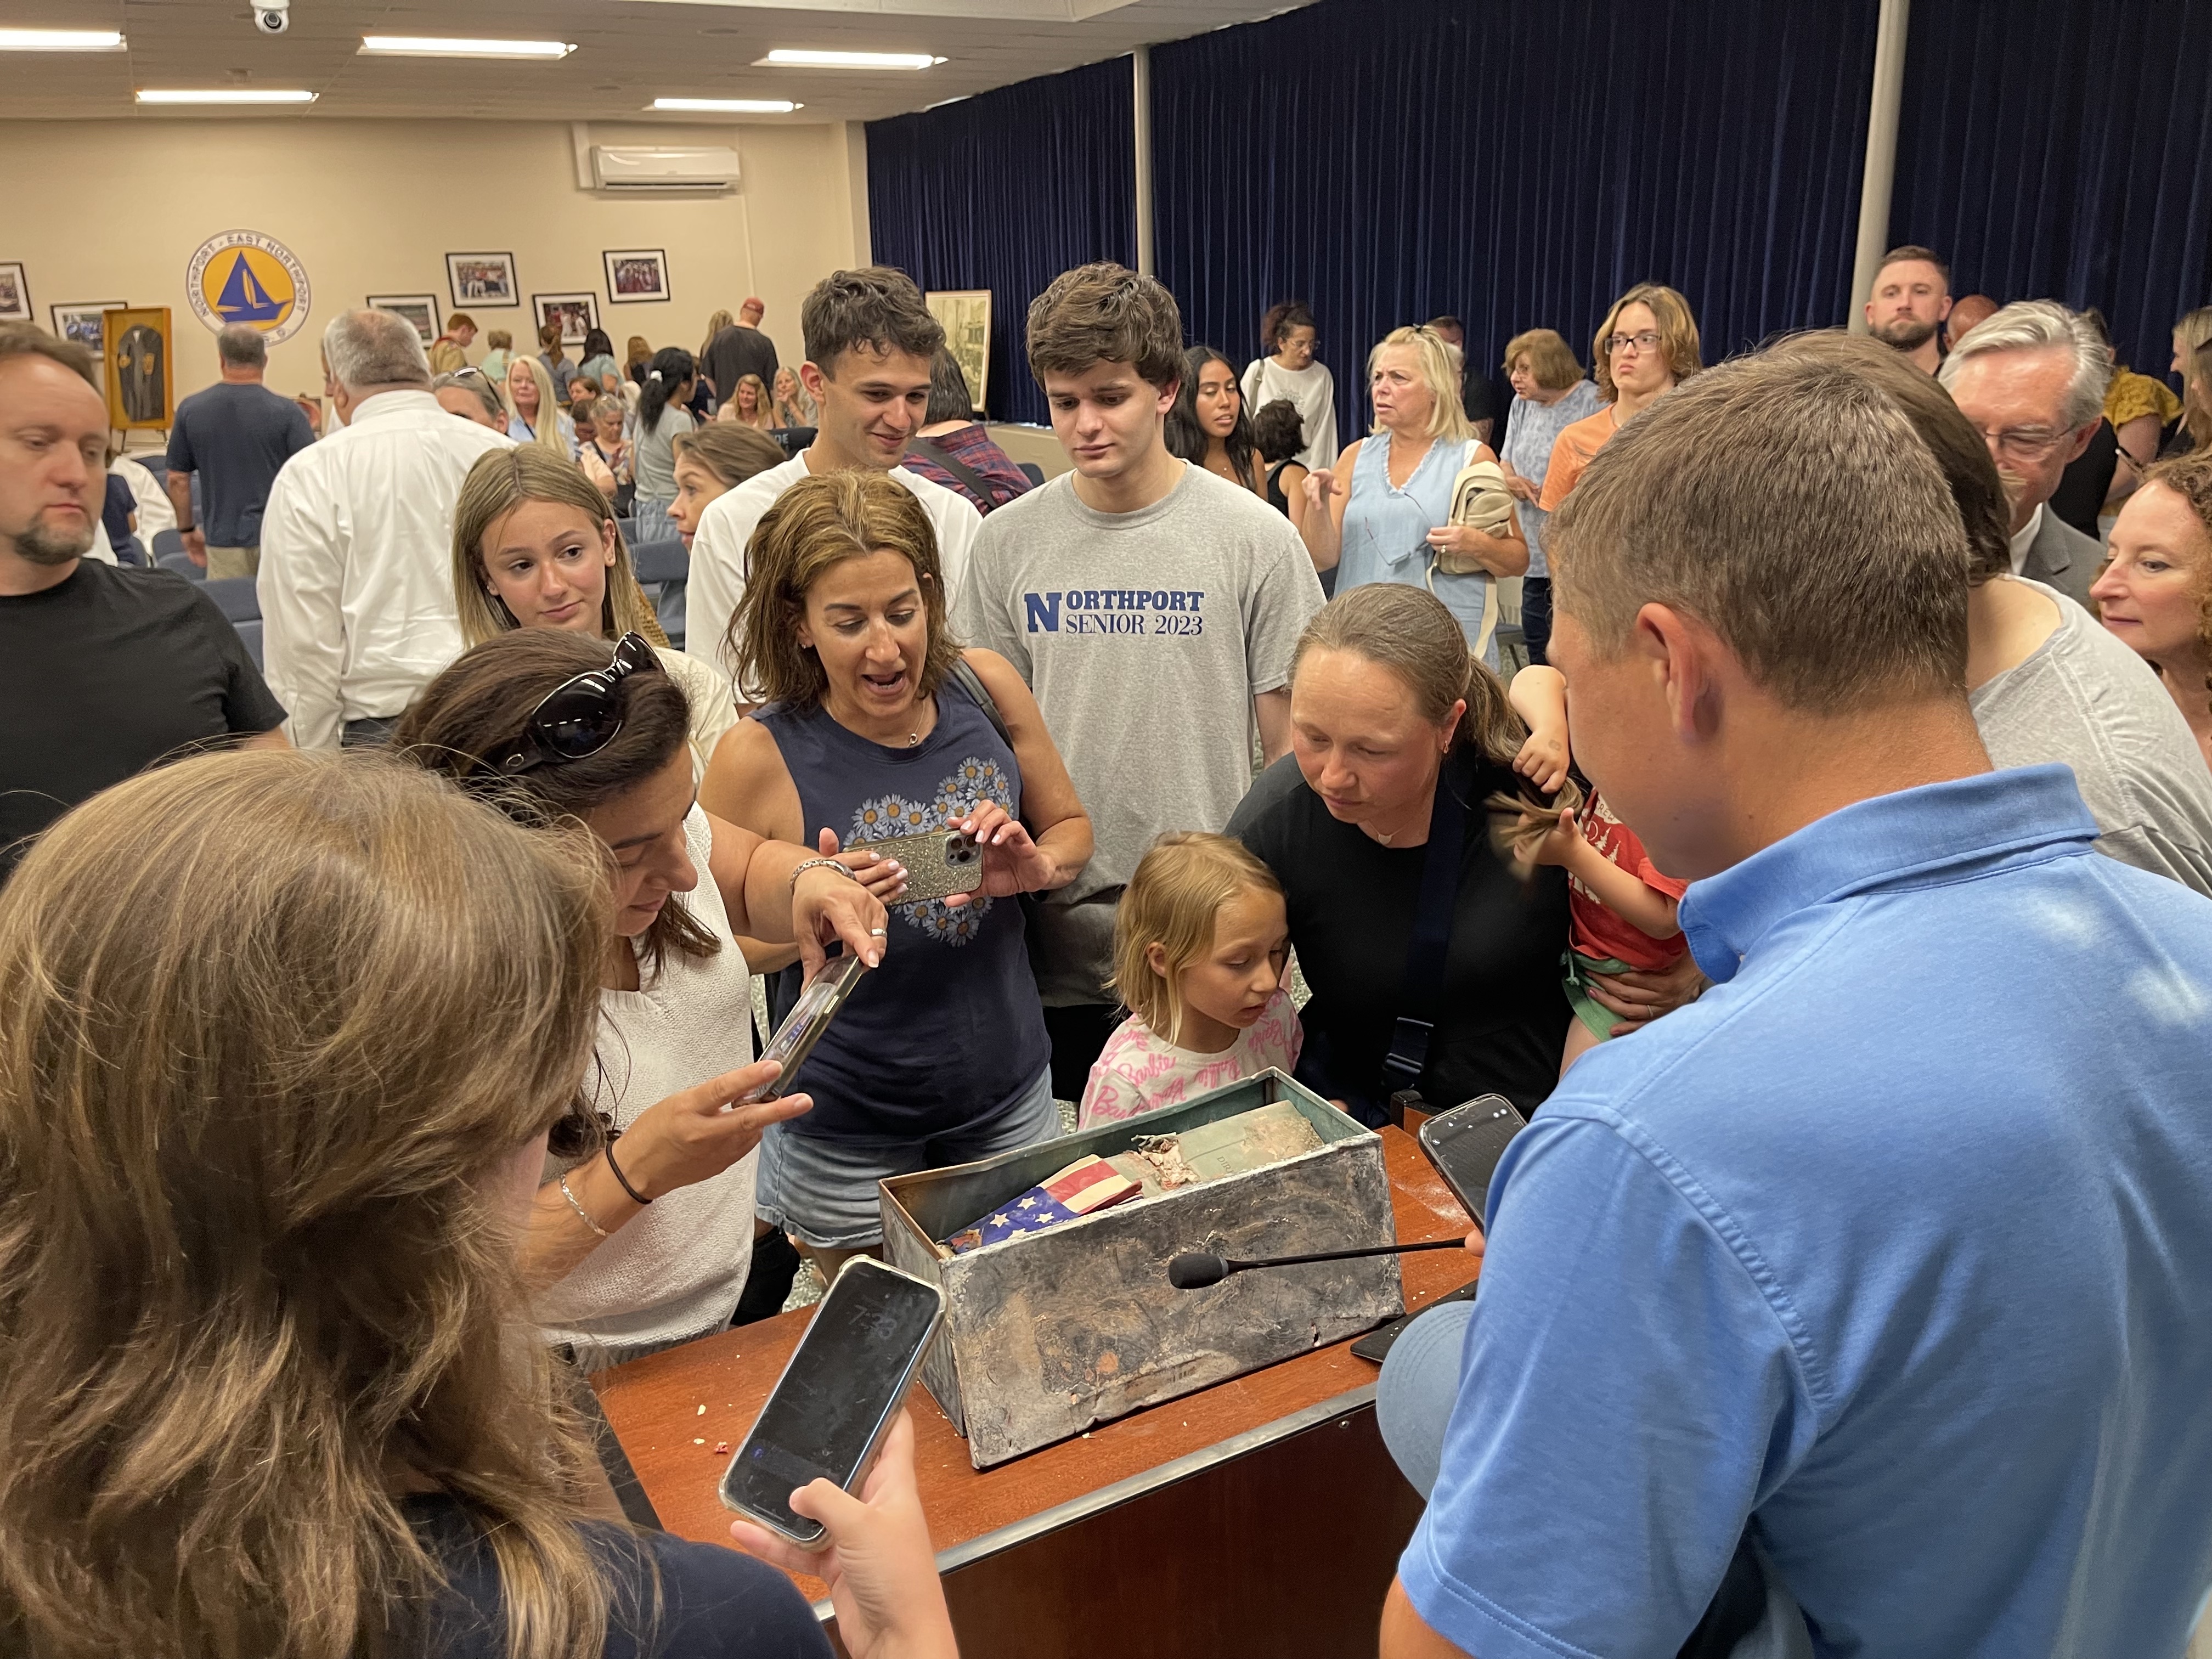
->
xmin=537 ymin=805 xmax=758 ymax=1359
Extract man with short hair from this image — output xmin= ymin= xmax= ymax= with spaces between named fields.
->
xmin=427 ymin=312 xmax=476 ymax=375
xmin=0 ymin=323 xmax=286 ymax=881
xmin=1375 ymin=342 xmax=2212 ymax=1659
xmin=257 ymin=309 xmax=512 ymax=749
xmin=1946 ymin=291 xmax=1998 ymax=352
xmin=1939 ymin=299 xmax=2107 ymax=608
xmin=1863 ymin=243 xmax=1954 ymax=373
xmin=1426 ymin=315 xmax=1498 ymax=445
xmin=701 ymin=295 xmax=780 ymax=415
xmin=953 ymin=263 xmax=1325 ymax=1094
xmin=689 ymin=268 xmax=980 ymax=683
xmin=163 ymin=323 xmax=315 ymax=579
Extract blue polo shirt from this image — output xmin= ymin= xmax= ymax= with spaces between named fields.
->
xmin=1401 ymin=766 xmax=2212 ymax=1659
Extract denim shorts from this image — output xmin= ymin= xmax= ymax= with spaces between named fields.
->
xmin=756 ymin=1068 xmax=1063 ymax=1249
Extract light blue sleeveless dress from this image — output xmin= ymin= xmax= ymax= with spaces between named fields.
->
xmin=1338 ymin=432 xmax=1499 ymax=667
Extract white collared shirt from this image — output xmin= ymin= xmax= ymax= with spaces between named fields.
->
xmin=687 ymin=449 xmax=981 ymax=689
xmin=2008 ymin=503 xmax=2044 ymax=577
xmin=257 ymin=388 xmax=514 ymax=748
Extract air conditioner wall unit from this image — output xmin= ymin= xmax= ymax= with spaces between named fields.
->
xmin=591 ymin=145 xmax=741 ymax=192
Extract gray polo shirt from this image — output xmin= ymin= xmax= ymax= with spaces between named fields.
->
xmin=1971 ymin=580 xmax=2212 ymax=895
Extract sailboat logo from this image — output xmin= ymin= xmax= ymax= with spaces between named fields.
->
xmin=185 ymin=229 xmax=312 ymax=345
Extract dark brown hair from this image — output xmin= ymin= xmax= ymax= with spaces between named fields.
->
xmin=1292 ymin=584 xmax=1528 ymax=768
xmin=391 ymin=630 xmax=719 ymax=973
xmin=1261 ymin=300 xmax=1317 ymax=352
xmin=1877 ymin=244 xmax=1951 ymax=288
xmin=1026 ymin=262 xmax=1186 ymax=391
xmin=0 ymin=321 xmax=97 ymax=389
xmin=1252 ymin=398 xmax=1305 ymax=464
xmin=671 ymin=421 xmax=786 ymax=489
xmin=800 ymin=267 xmax=944 ymax=371
xmin=1771 ymin=330 xmax=2011 ymax=584
xmin=1549 ymin=345 xmax=1971 ymax=713
xmin=733 ymin=471 xmax=960 ymax=708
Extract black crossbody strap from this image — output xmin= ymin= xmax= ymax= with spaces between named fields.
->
xmin=1380 ymin=755 xmax=1470 ymax=1096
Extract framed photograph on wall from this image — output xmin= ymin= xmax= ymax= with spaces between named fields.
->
xmin=52 ymin=302 xmax=126 ymax=358
xmin=533 ymin=292 xmax=600 ymax=346
xmin=926 ymin=290 xmax=992 ymax=415
xmin=445 ymin=252 xmax=518 ymax=309
xmin=602 ymin=249 xmax=670 ymax=304
xmin=103 ymin=306 xmax=174 ymax=430
xmin=367 ymin=294 xmax=440 ymax=344
xmin=0 ymin=264 xmax=31 ymax=323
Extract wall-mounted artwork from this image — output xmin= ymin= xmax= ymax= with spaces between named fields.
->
xmin=104 ymin=306 xmax=174 ymax=430
xmin=533 ymin=292 xmax=600 ymax=346
xmin=368 ymin=294 xmax=440 ymax=344
xmin=447 ymin=251 xmax=518 ymax=308
xmin=0 ymin=264 xmax=31 ymax=323
xmin=926 ymin=289 xmax=991 ymax=414
xmin=52 ymin=302 xmax=126 ymax=357
xmin=603 ymin=249 xmax=670 ymax=303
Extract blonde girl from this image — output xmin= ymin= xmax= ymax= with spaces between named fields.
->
xmin=1081 ymin=831 xmax=1300 ymax=1126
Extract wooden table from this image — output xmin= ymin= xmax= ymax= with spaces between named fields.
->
xmin=592 ymin=1126 xmax=1477 ymax=1658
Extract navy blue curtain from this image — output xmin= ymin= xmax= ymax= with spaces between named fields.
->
xmin=1888 ymin=0 xmax=2212 ymax=381
xmin=1153 ymin=0 xmax=1878 ymax=447
xmin=867 ymin=58 xmax=1137 ymax=426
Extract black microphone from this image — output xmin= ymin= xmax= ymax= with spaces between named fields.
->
xmin=1167 ymin=1236 xmax=1467 ymax=1290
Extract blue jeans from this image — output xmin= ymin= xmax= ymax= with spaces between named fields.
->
xmin=755 ymin=1068 xmax=1063 ymax=1249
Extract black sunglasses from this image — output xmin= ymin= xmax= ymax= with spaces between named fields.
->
xmin=494 ymin=633 xmax=662 ymax=774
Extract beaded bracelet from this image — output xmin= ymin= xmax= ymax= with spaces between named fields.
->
xmin=787 ymin=855 xmax=862 ymax=891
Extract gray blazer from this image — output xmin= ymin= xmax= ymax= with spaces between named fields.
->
xmin=2021 ymin=507 xmax=2103 ymax=609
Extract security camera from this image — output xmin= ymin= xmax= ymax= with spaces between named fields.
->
xmin=253 ymin=0 xmax=290 ymax=34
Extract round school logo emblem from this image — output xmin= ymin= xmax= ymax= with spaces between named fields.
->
xmin=185 ymin=229 xmax=311 ymax=345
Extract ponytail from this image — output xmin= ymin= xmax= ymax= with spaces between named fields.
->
xmin=637 ymin=346 xmax=695 ymax=435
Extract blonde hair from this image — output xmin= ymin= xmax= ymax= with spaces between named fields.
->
xmin=733 ymin=372 xmax=772 ymax=426
xmin=450 ymin=446 xmax=665 ymax=648
xmin=1111 ymin=832 xmax=1284 ymax=1047
xmin=1503 ymin=328 xmax=1584 ymax=391
xmin=732 ymin=471 xmax=961 ymax=707
xmin=2174 ymin=307 xmax=2212 ymax=451
xmin=1367 ymin=325 xmax=1474 ymax=443
xmin=0 ymin=750 xmax=621 ymax=1659
xmin=1592 ymin=283 xmax=1702 ymax=401
xmin=503 ymin=353 xmax=568 ymax=457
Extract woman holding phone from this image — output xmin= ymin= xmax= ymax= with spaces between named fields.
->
xmin=394 ymin=629 xmax=900 ymax=1367
xmin=0 ymin=751 xmax=956 ymax=1659
xmin=702 ymin=470 xmax=1093 ymax=1282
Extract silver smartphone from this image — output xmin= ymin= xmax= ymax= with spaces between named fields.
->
xmin=737 ymin=952 xmax=867 ymax=1104
xmin=719 ymin=1257 xmax=945 ymax=1548
xmin=864 ymin=826 xmax=984 ymax=904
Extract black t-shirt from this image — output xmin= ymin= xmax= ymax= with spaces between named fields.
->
xmin=404 ymin=1495 xmax=832 ymax=1659
xmin=700 ymin=326 xmax=780 ymax=407
xmin=0 ymin=561 xmax=285 ymax=877
xmin=2049 ymin=416 xmax=2119 ymax=539
xmin=1228 ymin=753 xmax=1572 ymax=1118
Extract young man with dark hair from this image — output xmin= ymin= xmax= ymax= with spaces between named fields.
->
xmin=952 ymin=263 xmax=1324 ymax=1096
xmin=1864 ymin=242 xmax=1954 ymax=374
xmin=0 ymin=323 xmax=288 ymax=882
xmin=1374 ymin=343 xmax=2212 ymax=1659
xmin=689 ymin=267 xmax=981 ymax=685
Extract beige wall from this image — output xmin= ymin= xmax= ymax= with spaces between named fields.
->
xmin=0 ymin=117 xmax=865 ymax=417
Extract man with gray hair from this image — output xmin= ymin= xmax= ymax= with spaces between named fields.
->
xmin=258 ymin=308 xmax=511 ymax=748
xmin=1938 ymin=299 xmax=2108 ymax=607
xmin=163 ymin=322 xmax=314 ymax=578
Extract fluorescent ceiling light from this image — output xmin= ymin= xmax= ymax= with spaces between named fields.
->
xmin=137 ymin=88 xmax=319 ymax=105
xmin=651 ymin=97 xmax=799 ymax=114
xmin=756 ymin=49 xmax=943 ymax=70
xmin=360 ymin=36 xmax=575 ymax=60
xmin=0 ymin=28 xmax=126 ymax=50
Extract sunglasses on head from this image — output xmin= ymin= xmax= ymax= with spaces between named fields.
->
xmin=493 ymin=633 xmax=662 ymax=774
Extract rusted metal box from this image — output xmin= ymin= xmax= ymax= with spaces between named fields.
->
xmin=878 ymin=1070 xmax=1402 ymax=1469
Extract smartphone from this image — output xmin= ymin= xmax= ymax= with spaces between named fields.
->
xmin=1415 ymin=1095 xmax=1527 ymax=1226
xmin=864 ymin=826 xmax=984 ymax=904
xmin=720 ymin=1257 xmax=945 ymax=1548
xmin=738 ymin=952 xmax=867 ymax=1104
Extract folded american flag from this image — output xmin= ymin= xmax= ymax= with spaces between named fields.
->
xmin=943 ymin=1155 xmax=1142 ymax=1254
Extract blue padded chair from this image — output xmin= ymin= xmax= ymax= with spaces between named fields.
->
xmin=151 ymin=527 xmax=184 ymax=561
xmin=201 ymin=577 xmax=260 ymax=624
xmin=157 ymin=551 xmax=204 ymax=579
xmin=628 ymin=537 xmax=690 ymax=650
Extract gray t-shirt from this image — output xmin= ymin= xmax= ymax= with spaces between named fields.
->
xmin=634 ymin=403 xmax=695 ymax=505
xmin=1971 ymin=580 xmax=2212 ymax=896
xmin=953 ymin=462 xmax=1325 ymax=1002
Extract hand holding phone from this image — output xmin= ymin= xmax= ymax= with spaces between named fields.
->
xmin=739 ymin=953 xmax=867 ymax=1105
xmin=729 ymin=1411 xmax=958 ymax=1659
xmin=610 ymin=1065 xmax=812 ymax=1204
